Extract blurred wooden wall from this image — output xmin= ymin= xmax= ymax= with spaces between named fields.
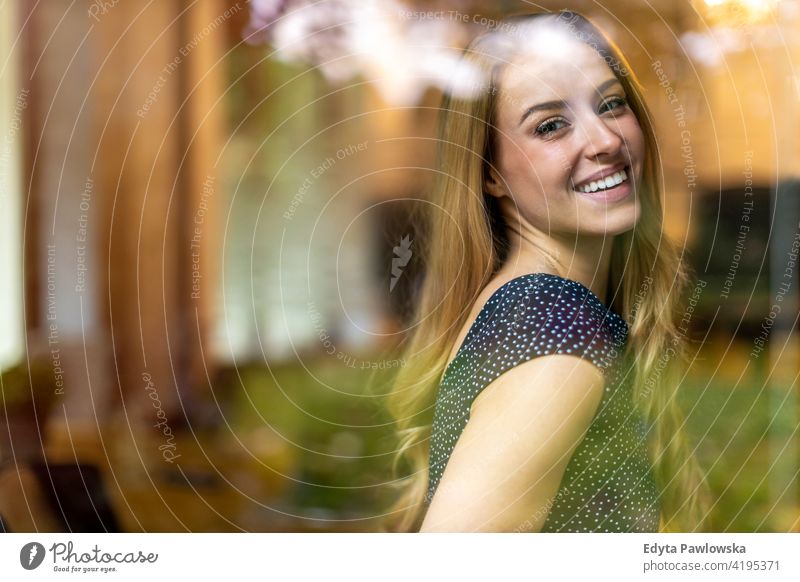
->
xmin=19 ymin=0 xmax=236 ymax=461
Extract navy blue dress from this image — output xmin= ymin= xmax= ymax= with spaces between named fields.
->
xmin=425 ymin=273 xmax=661 ymax=532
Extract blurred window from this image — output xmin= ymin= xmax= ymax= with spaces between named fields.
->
xmin=0 ymin=0 xmax=24 ymax=370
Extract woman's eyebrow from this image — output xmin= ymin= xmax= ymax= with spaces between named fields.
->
xmin=593 ymin=77 xmax=623 ymax=96
xmin=517 ymin=78 xmax=622 ymax=127
xmin=517 ymin=100 xmax=566 ymax=127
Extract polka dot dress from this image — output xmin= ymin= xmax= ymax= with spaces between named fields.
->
xmin=425 ymin=273 xmax=661 ymax=532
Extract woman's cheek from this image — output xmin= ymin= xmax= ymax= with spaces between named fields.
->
xmin=626 ymin=121 xmax=646 ymax=163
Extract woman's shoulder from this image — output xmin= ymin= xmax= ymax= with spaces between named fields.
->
xmin=479 ymin=271 xmax=625 ymax=326
xmin=446 ymin=271 xmax=628 ymax=381
xmin=498 ymin=272 xmax=627 ymax=333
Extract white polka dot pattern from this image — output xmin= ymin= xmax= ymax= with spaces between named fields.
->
xmin=424 ymin=273 xmax=660 ymax=532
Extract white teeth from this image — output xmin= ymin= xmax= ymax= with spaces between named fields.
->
xmin=576 ymin=168 xmax=628 ymax=193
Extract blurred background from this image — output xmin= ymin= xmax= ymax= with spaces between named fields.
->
xmin=0 ymin=0 xmax=798 ymax=532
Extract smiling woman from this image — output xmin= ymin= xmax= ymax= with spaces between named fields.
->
xmin=383 ymin=10 xmax=710 ymax=533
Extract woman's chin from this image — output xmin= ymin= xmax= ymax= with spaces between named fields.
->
xmin=579 ymin=204 xmax=641 ymax=236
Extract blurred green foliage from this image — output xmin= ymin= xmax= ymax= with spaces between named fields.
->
xmin=223 ymin=350 xmax=798 ymax=532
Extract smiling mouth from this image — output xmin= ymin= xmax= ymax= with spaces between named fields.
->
xmin=573 ymin=165 xmax=630 ymax=194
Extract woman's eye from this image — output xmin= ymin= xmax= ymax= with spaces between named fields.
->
xmin=600 ymin=96 xmax=628 ymax=113
xmin=535 ymin=118 xmax=568 ymax=136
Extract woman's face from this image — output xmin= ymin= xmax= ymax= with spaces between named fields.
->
xmin=487 ymin=26 xmax=645 ymax=237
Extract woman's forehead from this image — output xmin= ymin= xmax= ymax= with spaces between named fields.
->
xmin=497 ymin=37 xmax=615 ymax=103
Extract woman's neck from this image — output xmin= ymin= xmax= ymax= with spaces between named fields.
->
xmin=499 ymin=227 xmax=615 ymax=304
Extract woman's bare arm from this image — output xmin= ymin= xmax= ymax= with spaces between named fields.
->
xmin=419 ymin=354 xmax=605 ymax=532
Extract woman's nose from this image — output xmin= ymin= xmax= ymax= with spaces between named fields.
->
xmin=581 ymin=117 xmax=623 ymax=159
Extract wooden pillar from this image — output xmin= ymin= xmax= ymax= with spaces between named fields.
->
xmin=19 ymin=0 xmax=234 ymax=453
xmin=94 ymin=1 xmax=183 ymax=434
xmin=175 ymin=0 xmax=228 ymax=422
xmin=19 ymin=0 xmax=112 ymax=461
xmin=91 ymin=0 xmax=231 ymax=431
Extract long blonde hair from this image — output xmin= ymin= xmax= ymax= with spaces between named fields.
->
xmin=381 ymin=10 xmax=710 ymax=533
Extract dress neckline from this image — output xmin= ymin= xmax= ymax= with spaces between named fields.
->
xmin=528 ymin=272 xmax=628 ymax=324
xmin=440 ymin=272 xmax=628 ymax=383
xmin=476 ymin=271 xmax=628 ymax=328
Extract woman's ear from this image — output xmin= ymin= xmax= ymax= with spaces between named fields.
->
xmin=484 ymin=164 xmax=506 ymax=199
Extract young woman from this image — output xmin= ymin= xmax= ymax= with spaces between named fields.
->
xmin=383 ymin=11 xmax=709 ymax=532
